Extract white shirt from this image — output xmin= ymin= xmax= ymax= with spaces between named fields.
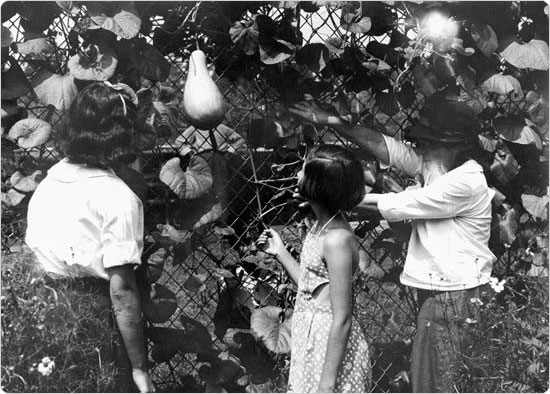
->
xmin=26 ymin=159 xmax=144 ymax=280
xmin=377 ymin=135 xmax=496 ymax=291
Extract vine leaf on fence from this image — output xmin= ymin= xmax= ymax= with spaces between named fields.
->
xmin=223 ymin=327 xmax=277 ymax=384
xmin=490 ymin=143 xmax=519 ymax=184
xmin=142 ymin=283 xmax=178 ymax=324
xmin=8 ymin=118 xmax=51 ymax=149
xmin=1 ymin=26 xmax=12 ymax=47
xmin=470 ymin=22 xmax=499 ymax=57
xmin=362 ymin=2 xmax=396 ymax=36
xmin=183 ymin=273 xmax=208 ymax=293
xmin=150 ymin=223 xmax=192 ymax=245
xmin=250 ymin=306 xmax=292 ymax=354
xmin=144 ymin=247 xmax=170 ymax=284
xmin=498 ymin=203 xmax=519 ymax=245
xmin=521 ymin=194 xmax=549 ymax=221
xmin=340 ymin=2 xmax=372 ymax=35
xmin=1 ymin=189 xmax=26 ymax=207
xmin=296 ymin=43 xmax=329 ymax=74
xmin=9 ymin=170 xmax=42 ymax=193
xmin=359 ymin=249 xmax=386 ymax=280
xmin=160 ymin=155 xmax=213 ymax=199
xmin=2 ymin=57 xmax=33 ymax=100
xmin=15 ymin=34 xmax=55 ymax=58
xmin=86 ymin=2 xmax=142 ymax=40
xmin=230 ymin=17 xmax=260 ymax=56
xmin=31 ymin=69 xmax=78 ymax=111
xmin=213 ymin=283 xmax=251 ymax=340
xmin=199 ymin=359 xmax=245 ymax=390
xmin=494 ymin=116 xmax=543 ymax=150
xmin=499 ymin=39 xmax=550 ymax=70
xmin=176 ymin=124 xmax=246 ymax=155
xmin=116 ymin=38 xmax=170 ymax=82
xmin=67 ymin=42 xmax=118 ymax=81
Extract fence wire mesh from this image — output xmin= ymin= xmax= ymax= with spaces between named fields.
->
xmin=1 ymin=2 xmax=548 ymax=393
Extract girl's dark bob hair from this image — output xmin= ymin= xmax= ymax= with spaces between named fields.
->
xmin=60 ymin=82 xmax=137 ymax=168
xmin=299 ymin=144 xmax=365 ymax=213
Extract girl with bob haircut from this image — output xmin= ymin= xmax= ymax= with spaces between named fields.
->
xmin=26 ymin=82 xmax=154 ymax=392
xmin=257 ymin=144 xmax=371 ymax=393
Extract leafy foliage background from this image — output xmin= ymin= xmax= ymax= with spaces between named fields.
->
xmin=1 ymin=1 xmax=548 ymax=392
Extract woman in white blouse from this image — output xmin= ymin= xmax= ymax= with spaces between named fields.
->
xmin=290 ymin=92 xmax=496 ymax=392
xmin=26 ymin=82 xmax=154 ymax=393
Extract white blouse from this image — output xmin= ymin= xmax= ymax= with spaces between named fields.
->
xmin=377 ymin=135 xmax=496 ymax=291
xmin=26 ymin=159 xmax=144 ymax=280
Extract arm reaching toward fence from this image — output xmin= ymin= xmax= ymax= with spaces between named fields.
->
xmin=257 ymin=229 xmax=301 ymax=284
xmin=288 ymin=101 xmax=390 ymax=164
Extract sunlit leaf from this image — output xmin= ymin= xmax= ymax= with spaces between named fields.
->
xmin=499 ymin=39 xmax=549 ymax=70
xmin=521 ymin=194 xmax=549 ymax=220
xmin=9 ymin=170 xmax=42 ymax=192
xmin=494 ymin=116 xmax=543 ymax=150
xmin=87 ymin=1 xmax=142 ymax=39
xmin=1 ymin=189 xmax=26 ymax=207
xmin=31 ymin=69 xmax=78 ymax=111
xmin=8 ymin=118 xmax=52 ymax=148
xmin=15 ymin=35 xmax=55 ymax=57
xmin=250 ymin=306 xmax=292 ymax=354
xmin=159 ymin=155 xmax=213 ymax=199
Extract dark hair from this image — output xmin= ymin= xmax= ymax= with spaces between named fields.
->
xmin=61 ymin=82 xmax=137 ymax=168
xmin=298 ymin=145 xmax=365 ymax=213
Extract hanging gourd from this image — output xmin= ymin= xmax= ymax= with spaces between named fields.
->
xmin=183 ymin=49 xmax=226 ymax=130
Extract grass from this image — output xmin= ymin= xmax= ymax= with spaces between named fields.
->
xmin=1 ymin=246 xmax=123 ymax=393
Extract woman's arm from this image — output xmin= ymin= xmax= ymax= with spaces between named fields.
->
xmin=107 ymin=265 xmax=155 ymax=393
xmin=257 ymin=229 xmax=301 ymax=283
xmin=353 ymin=193 xmax=384 ymax=219
xmin=317 ymin=230 xmax=356 ymax=392
xmin=289 ymin=102 xmax=390 ymax=163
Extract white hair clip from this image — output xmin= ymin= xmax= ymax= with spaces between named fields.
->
xmin=104 ymin=81 xmax=139 ymax=116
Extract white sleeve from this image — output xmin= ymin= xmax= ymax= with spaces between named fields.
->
xmin=377 ymin=174 xmax=474 ymax=221
xmin=101 ymin=190 xmax=144 ymax=269
xmin=381 ymin=134 xmax=423 ymax=177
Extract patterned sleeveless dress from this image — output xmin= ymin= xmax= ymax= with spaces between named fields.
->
xmin=288 ymin=219 xmax=371 ymax=393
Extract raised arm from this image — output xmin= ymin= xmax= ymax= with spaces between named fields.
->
xmin=317 ymin=230 xmax=356 ymax=392
xmin=107 ymin=265 xmax=154 ymax=393
xmin=288 ymin=101 xmax=389 ymax=163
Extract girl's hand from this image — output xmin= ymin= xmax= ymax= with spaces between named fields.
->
xmin=257 ymin=229 xmax=285 ymax=258
xmin=288 ymin=101 xmax=340 ymax=126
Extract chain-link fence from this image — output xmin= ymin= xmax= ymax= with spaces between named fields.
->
xmin=2 ymin=2 xmax=548 ymax=393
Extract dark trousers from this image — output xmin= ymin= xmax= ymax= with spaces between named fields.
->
xmin=411 ymin=285 xmax=489 ymax=393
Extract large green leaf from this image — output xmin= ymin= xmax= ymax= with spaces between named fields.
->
xmin=87 ymin=1 xmax=142 ymax=39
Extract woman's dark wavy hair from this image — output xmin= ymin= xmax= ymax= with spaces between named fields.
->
xmin=298 ymin=144 xmax=365 ymax=213
xmin=60 ymin=82 xmax=137 ymax=168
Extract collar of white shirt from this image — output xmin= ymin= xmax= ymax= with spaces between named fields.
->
xmin=48 ymin=159 xmax=116 ymax=183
